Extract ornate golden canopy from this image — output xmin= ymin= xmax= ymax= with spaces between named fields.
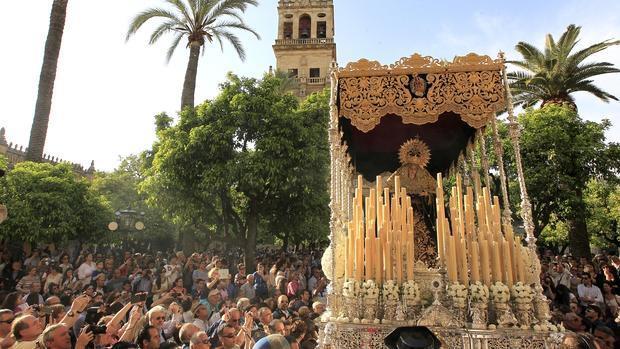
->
xmin=336 ymin=53 xmax=506 ymax=132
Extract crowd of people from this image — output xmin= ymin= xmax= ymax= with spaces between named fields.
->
xmin=2 ymin=242 xmax=620 ymax=349
xmin=0 ymin=243 xmax=328 ymax=349
xmin=540 ymin=250 xmax=620 ymax=348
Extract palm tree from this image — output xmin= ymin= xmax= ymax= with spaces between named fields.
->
xmin=508 ymin=24 xmax=620 ymax=108
xmin=508 ymin=25 xmax=620 ymax=259
xmin=26 ymin=0 xmax=69 ymax=162
xmin=127 ymin=0 xmax=260 ymax=110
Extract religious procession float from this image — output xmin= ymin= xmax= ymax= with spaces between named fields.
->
xmin=317 ymin=52 xmax=565 ymax=348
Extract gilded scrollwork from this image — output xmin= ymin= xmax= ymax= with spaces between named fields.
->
xmin=337 ymin=53 xmax=505 ymax=133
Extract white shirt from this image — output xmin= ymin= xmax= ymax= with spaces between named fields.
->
xmin=577 ymin=284 xmax=603 ymax=303
xmin=77 ymin=262 xmax=96 ymax=284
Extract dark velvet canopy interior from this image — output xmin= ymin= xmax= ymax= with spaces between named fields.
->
xmin=340 ymin=112 xmax=476 ymax=181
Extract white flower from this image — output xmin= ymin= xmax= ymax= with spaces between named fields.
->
xmin=362 ymin=280 xmax=379 ymax=299
xmin=511 ymin=282 xmax=534 ymax=304
xmin=490 ymin=282 xmax=510 ymax=303
xmin=382 ymin=280 xmax=400 ymax=301
xmin=342 ymin=279 xmax=359 ymax=298
xmin=402 ymin=281 xmax=421 ymax=304
xmin=447 ymin=282 xmax=468 ymax=307
xmin=469 ymin=282 xmax=489 ymax=303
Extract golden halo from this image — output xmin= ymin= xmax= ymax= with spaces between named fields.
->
xmin=399 ymin=138 xmax=431 ymax=168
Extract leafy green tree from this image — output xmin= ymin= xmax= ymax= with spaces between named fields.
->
xmin=583 ymin=179 xmax=620 ymax=250
xmin=91 ymin=155 xmax=178 ymax=250
xmin=26 ymin=0 xmax=69 ymax=161
xmin=0 ymin=162 xmax=111 ymax=243
xmin=141 ymin=74 xmax=330 ymax=270
xmin=126 ymin=0 xmax=260 ymax=109
xmin=509 ymin=104 xmax=619 ymax=257
xmin=508 ymin=24 xmax=619 ymax=108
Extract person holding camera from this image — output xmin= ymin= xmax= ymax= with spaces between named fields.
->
xmin=145 ymin=304 xmax=182 ymax=343
xmin=9 ymin=294 xmax=89 ymax=349
xmin=41 ymin=324 xmax=93 ymax=349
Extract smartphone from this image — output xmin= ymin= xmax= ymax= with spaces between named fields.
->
xmin=131 ymin=293 xmax=147 ymax=303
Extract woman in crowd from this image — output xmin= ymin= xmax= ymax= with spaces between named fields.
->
xmin=602 ymin=281 xmax=620 ymax=317
xmin=152 ymin=268 xmax=172 ymax=300
xmin=77 ymin=253 xmax=96 ymax=285
xmin=170 ymin=277 xmax=188 ymax=296
xmin=1 ymin=291 xmax=24 ymax=313
xmin=61 ymin=268 xmax=79 ymax=291
xmin=43 ymin=266 xmax=63 ymax=293
xmin=15 ymin=266 xmax=40 ymax=294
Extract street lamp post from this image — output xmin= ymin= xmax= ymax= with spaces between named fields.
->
xmin=108 ymin=207 xmax=146 ymax=232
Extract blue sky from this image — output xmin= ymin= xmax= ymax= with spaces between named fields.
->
xmin=1 ymin=0 xmax=619 ymax=171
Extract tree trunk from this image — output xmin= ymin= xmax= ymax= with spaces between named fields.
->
xmin=245 ymin=199 xmax=258 ymax=273
xmin=567 ymin=189 xmax=591 ymax=259
xmin=180 ymin=44 xmax=201 ymax=110
xmin=26 ymin=0 xmax=68 ymax=162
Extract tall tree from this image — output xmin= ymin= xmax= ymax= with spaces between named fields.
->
xmin=506 ymin=104 xmax=619 ymax=258
xmin=26 ymin=0 xmax=69 ymax=162
xmin=508 ymin=24 xmax=619 ymax=108
xmin=126 ymin=0 xmax=260 ymax=110
xmin=91 ymin=155 xmax=178 ymax=250
xmin=141 ymin=74 xmax=330 ymax=270
xmin=0 ymin=162 xmax=111 ymax=243
xmin=507 ymin=25 xmax=620 ymax=258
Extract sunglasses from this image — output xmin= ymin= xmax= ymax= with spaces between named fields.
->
xmin=0 ymin=319 xmax=14 ymax=324
xmin=220 ymin=334 xmax=235 ymax=339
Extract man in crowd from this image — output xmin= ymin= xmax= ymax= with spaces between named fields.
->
xmin=237 ymin=275 xmax=254 ymax=300
xmin=137 ymin=325 xmax=160 ymax=349
xmin=215 ymin=324 xmax=238 ymax=349
xmin=577 ymin=273 xmax=603 ymax=305
xmin=273 ymin=296 xmax=291 ymax=320
xmin=189 ymin=331 xmax=211 ymax=349
xmin=0 ymin=309 xmax=15 ymax=349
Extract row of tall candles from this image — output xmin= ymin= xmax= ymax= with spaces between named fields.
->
xmin=436 ymin=173 xmax=528 ymax=287
xmin=344 ymin=175 xmax=415 ymax=284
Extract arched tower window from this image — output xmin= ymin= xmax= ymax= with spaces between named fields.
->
xmin=299 ymin=14 xmax=311 ymax=39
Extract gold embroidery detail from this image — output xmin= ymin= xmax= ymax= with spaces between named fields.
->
xmin=337 ymin=53 xmax=505 ymax=132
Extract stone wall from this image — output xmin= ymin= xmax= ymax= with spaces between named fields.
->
xmin=0 ymin=127 xmax=95 ymax=178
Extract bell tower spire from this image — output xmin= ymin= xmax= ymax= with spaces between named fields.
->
xmin=273 ymin=0 xmax=336 ymax=98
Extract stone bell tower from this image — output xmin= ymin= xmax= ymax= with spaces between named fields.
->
xmin=273 ymin=0 xmax=337 ymax=98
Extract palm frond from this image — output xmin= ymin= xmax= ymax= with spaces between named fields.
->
xmin=149 ymin=20 xmax=183 ymax=45
xmin=166 ymin=32 xmax=185 ymax=63
xmin=165 ymin=0 xmax=195 ymax=30
xmin=212 ymin=29 xmax=246 ymax=61
xmin=566 ymin=39 xmax=620 ymax=68
xmin=211 ymin=20 xmax=260 ymax=39
xmin=556 ymin=24 xmax=581 ymax=60
xmin=126 ymin=8 xmax=181 ymax=41
xmin=514 ymin=42 xmax=546 ymax=71
xmin=568 ymin=81 xmax=619 ymax=102
xmin=208 ymin=0 xmax=258 ymax=21
xmin=566 ymin=63 xmax=620 ymax=85
xmin=545 ymin=33 xmax=557 ymax=57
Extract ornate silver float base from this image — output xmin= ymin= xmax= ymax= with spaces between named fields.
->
xmin=493 ymin=301 xmax=517 ymax=328
xmin=318 ymin=322 xmax=564 ymax=349
xmin=362 ymin=298 xmax=378 ymax=322
xmin=383 ymin=300 xmax=397 ymax=323
xmin=470 ymin=301 xmax=488 ymax=329
xmin=344 ymin=296 xmax=360 ymax=321
xmin=515 ymin=303 xmax=533 ymax=329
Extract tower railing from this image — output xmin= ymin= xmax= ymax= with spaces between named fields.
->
xmin=275 ymin=38 xmax=334 ymax=45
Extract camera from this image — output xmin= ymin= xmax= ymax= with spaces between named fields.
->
xmin=85 ymin=307 xmax=103 ymax=327
xmin=130 ymin=293 xmax=147 ymax=303
xmin=88 ymin=324 xmax=108 ymax=335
